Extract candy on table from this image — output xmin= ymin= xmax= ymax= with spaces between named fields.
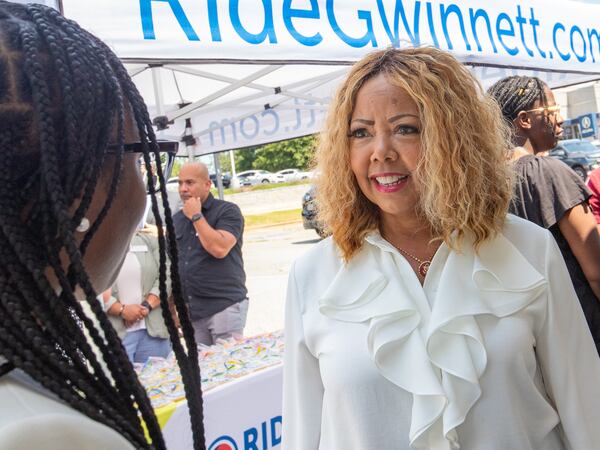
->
xmin=136 ymin=330 xmax=284 ymax=408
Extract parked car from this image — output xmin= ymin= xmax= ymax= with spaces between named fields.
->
xmin=209 ymin=172 xmax=231 ymax=188
xmin=236 ymin=170 xmax=285 ymax=185
xmin=548 ymin=139 xmax=600 ymax=179
xmin=301 ymin=186 xmax=327 ymax=238
xmin=142 ymin=176 xmax=182 ymax=220
xmin=167 ymin=174 xmax=231 ymax=189
xmin=276 ymin=168 xmax=313 ymax=182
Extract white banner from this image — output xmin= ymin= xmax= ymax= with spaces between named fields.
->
xmin=62 ymin=0 xmax=600 ymax=74
xmin=61 ymin=0 xmax=600 ymax=154
xmin=157 ymin=100 xmax=328 ymax=155
xmin=162 ymin=364 xmax=283 ymax=450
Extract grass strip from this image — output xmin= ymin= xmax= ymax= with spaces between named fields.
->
xmin=212 ymin=180 xmax=311 ymax=196
xmin=244 ymin=208 xmax=302 ymax=229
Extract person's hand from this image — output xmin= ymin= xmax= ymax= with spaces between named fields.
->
xmin=100 ymin=289 xmax=112 ymax=304
xmin=146 ymin=293 xmax=160 ymax=309
xmin=182 ymin=196 xmax=202 ymax=220
xmin=121 ymin=304 xmax=148 ymax=323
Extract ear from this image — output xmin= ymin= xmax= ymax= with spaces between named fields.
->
xmin=513 ymin=111 xmax=532 ymax=130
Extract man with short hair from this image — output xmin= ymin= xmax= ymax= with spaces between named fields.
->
xmin=173 ymin=162 xmax=248 ymax=345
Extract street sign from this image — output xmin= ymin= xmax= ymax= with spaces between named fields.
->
xmin=578 ymin=113 xmax=598 ymax=138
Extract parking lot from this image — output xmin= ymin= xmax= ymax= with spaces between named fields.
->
xmin=242 ymin=222 xmax=321 ymax=336
xmin=163 ymin=182 xmax=319 ymax=336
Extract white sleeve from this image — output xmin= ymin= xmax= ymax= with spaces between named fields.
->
xmin=535 ymin=232 xmax=600 ymax=450
xmin=281 ymin=262 xmax=324 ymax=450
xmin=0 ymin=414 xmax=135 ymax=450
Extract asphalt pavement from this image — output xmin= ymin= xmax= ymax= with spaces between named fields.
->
xmin=226 ymin=184 xmax=310 ymax=215
xmin=242 ymin=221 xmax=321 ymax=336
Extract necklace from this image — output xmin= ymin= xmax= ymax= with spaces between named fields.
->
xmin=391 ymin=244 xmax=433 ymax=277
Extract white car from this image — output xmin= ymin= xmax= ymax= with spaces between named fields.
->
xmin=276 ymin=168 xmax=313 ymax=182
xmin=236 ymin=170 xmax=285 ymax=185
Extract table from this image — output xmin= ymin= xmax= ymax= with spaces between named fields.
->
xmin=137 ymin=332 xmax=285 ymax=450
xmin=159 ymin=364 xmax=283 ymax=450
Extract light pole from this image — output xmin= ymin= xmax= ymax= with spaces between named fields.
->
xmin=229 ymin=150 xmax=239 ymax=189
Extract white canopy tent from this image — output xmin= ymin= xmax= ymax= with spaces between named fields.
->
xmin=58 ymin=0 xmax=600 ymax=157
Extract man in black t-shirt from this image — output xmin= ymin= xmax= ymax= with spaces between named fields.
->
xmin=173 ymin=162 xmax=248 ymax=345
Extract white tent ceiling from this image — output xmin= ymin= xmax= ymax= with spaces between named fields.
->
xmin=60 ymin=0 xmax=600 ymax=156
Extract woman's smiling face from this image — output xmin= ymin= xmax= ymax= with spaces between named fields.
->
xmin=349 ymin=74 xmax=423 ymax=221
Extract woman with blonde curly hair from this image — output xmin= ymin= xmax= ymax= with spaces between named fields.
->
xmin=282 ymin=47 xmax=600 ymax=450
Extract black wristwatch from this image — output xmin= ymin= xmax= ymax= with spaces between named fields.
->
xmin=141 ymin=300 xmax=153 ymax=312
xmin=191 ymin=212 xmax=204 ymax=223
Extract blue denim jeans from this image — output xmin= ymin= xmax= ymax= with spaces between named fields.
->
xmin=122 ymin=329 xmax=171 ymax=363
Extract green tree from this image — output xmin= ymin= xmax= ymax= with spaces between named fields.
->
xmin=218 ymin=151 xmax=232 ymax=173
xmin=234 ymin=147 xmax=258 ymax=171
xmin=251 ymin=135 xmax=315 ymax=172
xmin=170 ymin=157 xmax=184 ymax=178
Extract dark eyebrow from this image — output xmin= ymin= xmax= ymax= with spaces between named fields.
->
xmin=350 ymin=115 xmax=419 ymax=126
xmin=350 ymin=118 xmax=374 ymax=126
xmin=388 ymin=113 xmax=419 ymax=123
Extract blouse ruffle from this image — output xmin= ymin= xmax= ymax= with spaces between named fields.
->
xmin=318 ymin=233 xmax=547 ymax=450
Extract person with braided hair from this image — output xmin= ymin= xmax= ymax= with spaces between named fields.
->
xmin=489 ymin=75 xmax=600 ymax=354
xmin=0 ymin=2 xmax=206 ymax=449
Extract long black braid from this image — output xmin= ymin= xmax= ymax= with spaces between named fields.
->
xmin=0 ymin=2 xmax=205 ymax=449
xmin=487 ymin=75 xmax=548 ymax=122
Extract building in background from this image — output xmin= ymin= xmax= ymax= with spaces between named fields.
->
xmin=555 ymin=82 xmax=600 ymax=142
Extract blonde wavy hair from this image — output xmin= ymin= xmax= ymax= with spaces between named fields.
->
xmin=316 ymin=47 xmax=513 ymax=261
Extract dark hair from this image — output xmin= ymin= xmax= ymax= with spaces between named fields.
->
xmin=487 ymin=75 xmax=548 ymax=122
xmin=0 ymin=2 xmax=205 ymax=449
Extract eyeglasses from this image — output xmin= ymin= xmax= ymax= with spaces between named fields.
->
xmin=523 ymin=105 xmax=561 ymax=116
xmin=106 ymin=140 xmax=179 ymax=155
xmin=107 ymin=140 xmax=178 ymax=194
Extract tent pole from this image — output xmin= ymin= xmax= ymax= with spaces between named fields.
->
xmin=164 ymin=65 xmax=329 ymax=105
xmin=128 ymin=66 xmax=148 ymax=77
xmin=213 ymin=153 xmax=224 ymax=200
xmin=166 ymin=65 xmax=283 ymax=122
xmin=151 ymin=66 xmax=165 ymax=117
xmin=187 ymin=145 xmax=195 ymax=161
xmin=191 ymin=73 xmax=340 ymax=141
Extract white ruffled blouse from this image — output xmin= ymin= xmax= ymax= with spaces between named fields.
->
xmin=282 ymin=215 xmax=600 ymax=450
